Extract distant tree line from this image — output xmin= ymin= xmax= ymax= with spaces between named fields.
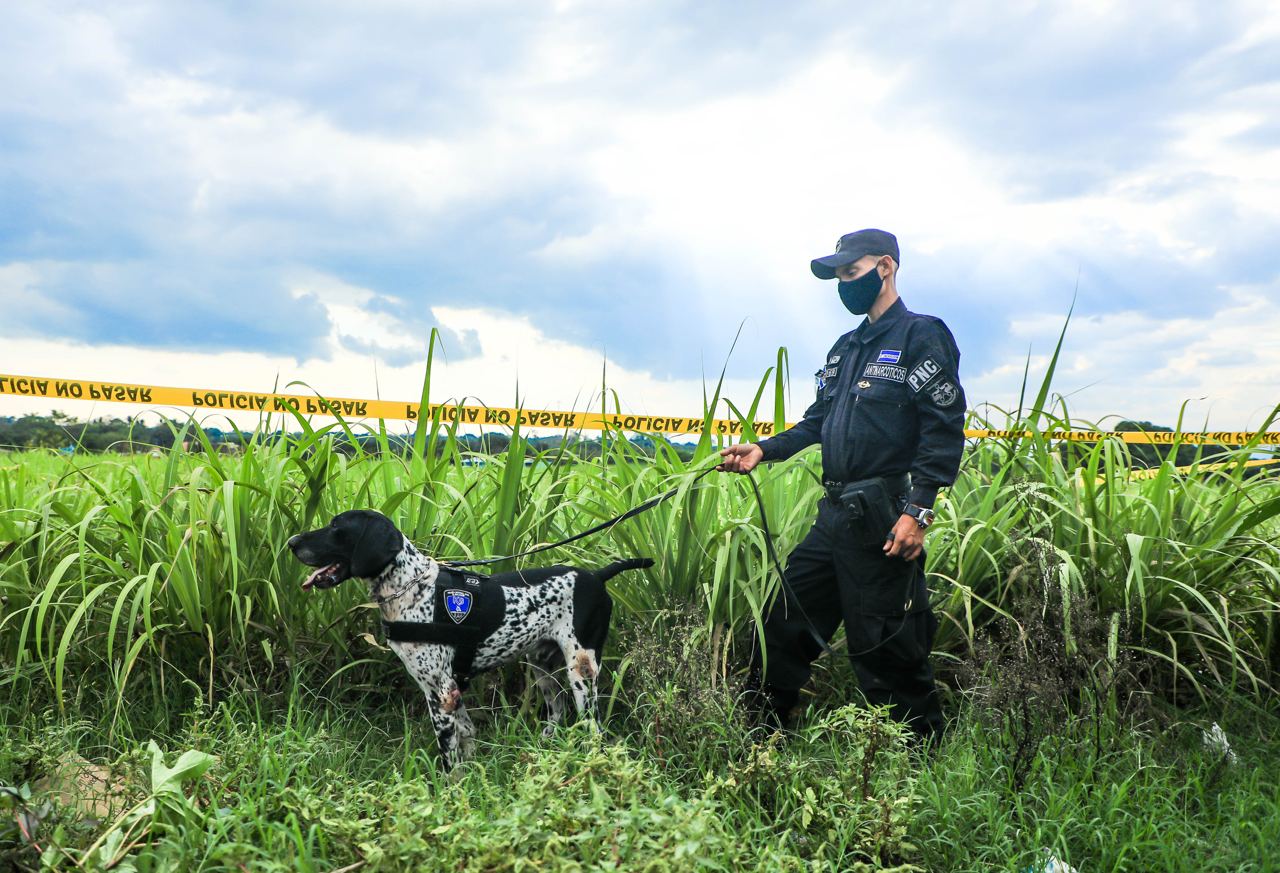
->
xmin=0 ymin=413 xmax=698 ymax=461
xmin=0 ymin=412 xmax=180 ymax=453
xmin=8 ymin=413 xmax=1258 ymax=470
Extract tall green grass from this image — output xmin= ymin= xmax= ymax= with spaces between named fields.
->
xmin=3 ymin=330 xmax=1278 ymax=872
xmin=1 ymin=348 xmax=1277 ymax=715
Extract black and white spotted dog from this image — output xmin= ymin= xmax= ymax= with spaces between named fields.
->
xmin=288 ymin=509 xmax=652 ymax=769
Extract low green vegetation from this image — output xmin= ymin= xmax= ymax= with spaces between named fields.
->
xmin=2 ymin=635 xmax=1276 ymax=871
xmin=2 ymin=346 xmax=1278 ymax=869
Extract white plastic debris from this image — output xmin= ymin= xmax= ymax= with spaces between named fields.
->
xmin=1201 ymin=722 xmax=1239 ymax=764
xmin=1024 ymin=849 xmax=1080 ymax=873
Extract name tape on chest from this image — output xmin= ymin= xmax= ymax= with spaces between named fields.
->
xmin=862 ymin=363 xmax=906 ymax=383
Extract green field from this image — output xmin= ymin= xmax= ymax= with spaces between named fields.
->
xmin=2 ymin=382 xmax=1279 ymax=870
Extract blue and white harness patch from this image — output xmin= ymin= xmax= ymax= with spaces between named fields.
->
xmin=444 ymin=589 xmax=473 ymax=624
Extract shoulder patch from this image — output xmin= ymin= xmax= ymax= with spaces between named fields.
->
xmin=908 ymin=358 xmax=942 ymax=392
xmin=929 ymin=380 xmax=959 ymax=407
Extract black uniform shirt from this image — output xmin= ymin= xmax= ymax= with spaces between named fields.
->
xmin=756 ymin=298 xmax=965 ymax=509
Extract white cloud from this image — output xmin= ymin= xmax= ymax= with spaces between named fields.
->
xmin=0 ymin=297 xmax=775 ymax=433
xmin=9 ymin=281 xmax=1275 ymax=436
xmin=0 ymin=263 xmax=75 ymax=326
xmin=967 ymin=286 xmax=1280 ymax=428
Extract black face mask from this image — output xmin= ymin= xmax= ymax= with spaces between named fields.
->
xmin=837 ymin=266 xmax=883 ymax=315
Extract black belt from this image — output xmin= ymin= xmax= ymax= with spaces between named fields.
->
xmin=822 ymin=472 xmax=910 ymax=504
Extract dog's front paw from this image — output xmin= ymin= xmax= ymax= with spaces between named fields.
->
xmin=446 ymin=759 xmax=471 ymax=783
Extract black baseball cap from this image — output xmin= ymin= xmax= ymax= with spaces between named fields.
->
xmin=810 ymin=228 xmax=900 ymax=280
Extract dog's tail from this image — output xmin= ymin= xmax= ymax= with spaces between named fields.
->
xmin=596 ymin=557 xmax=655 ymax=583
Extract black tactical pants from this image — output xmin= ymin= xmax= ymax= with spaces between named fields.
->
xmin=755 ymin=495 xmax=945 ymax=741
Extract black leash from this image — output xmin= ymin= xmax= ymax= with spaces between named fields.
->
xmin=441 ymin=466 xmax=719 ymax=568
xmin=433 ymin=461 xmax=901 ymax=659
xmin=745 ymin=470 xmax=912 ymax=659
xmin=744 ymin=470 xmax=837 ymax=658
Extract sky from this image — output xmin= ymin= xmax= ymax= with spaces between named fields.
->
xmin=2 ymin=0 xmax=1279 ymax=434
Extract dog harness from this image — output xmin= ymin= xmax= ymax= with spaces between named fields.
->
xmin=381 ymin=566 xmax=507 ymax=681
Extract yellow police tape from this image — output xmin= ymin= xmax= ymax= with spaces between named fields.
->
xmin=1118 ymin=458 xmax=1276 ymax=481
xmin=3 ymin=372 xmax=1279 ymax=444
xmin=964 ymin=428 xmax=1280 ymax=445
xmin=0 ymin=373 xmax=775 ymax=436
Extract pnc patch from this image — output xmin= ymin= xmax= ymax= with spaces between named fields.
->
xmin=444 ymin=589 xmax=473 ymax=623
xmin=876 ymin=349 xmax=902 ymax=364
xmin=908 ymin=358 xmax=942 ymax=392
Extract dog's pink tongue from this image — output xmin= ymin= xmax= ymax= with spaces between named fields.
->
xmin=302 ymin=563 xmax=339 ymax=590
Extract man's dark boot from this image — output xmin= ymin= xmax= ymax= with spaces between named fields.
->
xmin=741 ymin=669 xmax=800 ymax=731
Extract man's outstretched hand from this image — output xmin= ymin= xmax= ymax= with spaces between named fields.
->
xmin=717 ymin=443 xmax=764 ymax=474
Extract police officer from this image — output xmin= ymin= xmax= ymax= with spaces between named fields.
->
xmin=718 ymin=228 xmax=964 ymax=742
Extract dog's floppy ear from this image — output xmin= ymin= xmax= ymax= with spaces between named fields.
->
xmin=348 ymin=512 xmax=403 ymax=579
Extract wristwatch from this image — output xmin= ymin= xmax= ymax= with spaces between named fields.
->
xmin=902 ymin=504 xmax=936 ymax=529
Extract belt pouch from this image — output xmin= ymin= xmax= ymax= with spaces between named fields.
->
xmin=839 ymin=477 xmax=898 ymax=546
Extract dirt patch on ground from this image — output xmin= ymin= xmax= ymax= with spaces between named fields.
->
xmin=33 ymin=752 xmax=134 ymax=820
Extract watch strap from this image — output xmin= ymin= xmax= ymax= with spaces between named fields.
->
xmin=903 ymin=503 xmax=935 ymax=528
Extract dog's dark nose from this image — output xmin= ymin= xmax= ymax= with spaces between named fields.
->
xmin=287 ymin=535 xmax=301 ymax=550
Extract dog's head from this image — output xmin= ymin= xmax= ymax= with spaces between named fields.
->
xmin=288 ymin=509 xmax=404 ymax=591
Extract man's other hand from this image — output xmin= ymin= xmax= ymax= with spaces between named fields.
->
xmin=884 ymin=513 xmax=925 ymax=561
xmin=717 ymin=443 xmax=764 ymax=474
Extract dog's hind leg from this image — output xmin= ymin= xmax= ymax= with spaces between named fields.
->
xmin=565 ymin=584 xmax=611 ymax=727
xmin=530 ymin=640 xmax=569 ymax=737
xmin=586 ymin=594 xmax=612 ymax=662
xmin=558 ymin=635 xmax=601 ymax=726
